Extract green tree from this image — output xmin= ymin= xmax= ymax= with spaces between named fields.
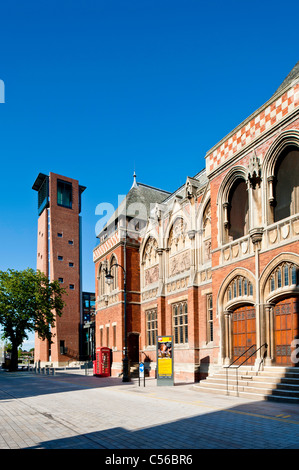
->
xmin=0 ymin=268 xmax=66 ymax=371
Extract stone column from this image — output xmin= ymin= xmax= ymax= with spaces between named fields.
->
xmin=223 ymin=310 xmax=233 ymax=365
xmin=188 ymin=229 xmax=196 ymax=284
xmin=264 ymin=303 xmax=275 ymax=365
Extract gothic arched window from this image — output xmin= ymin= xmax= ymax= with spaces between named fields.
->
xmin=226 ymin=275 xmax=253 ymax=303
xmin=269 ymin=263 xmax=298 ymax=292
xmin=98 ymin=263 xmax=106 ymax=296
xmin=109 ymin=256 xmax=118 ymax=291
xmin=227 ymin=179 xmax=249 ymax=241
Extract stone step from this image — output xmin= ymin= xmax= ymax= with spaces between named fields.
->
xmin=193 ymin=366 xmax=299 ymax=403
xmin=193 ymin=382 xmax=299 ymax=402
xmin=198 ymin=380 xmax=274 ymax=393
xmin=193 ymin=384 xmax=270 ymax=400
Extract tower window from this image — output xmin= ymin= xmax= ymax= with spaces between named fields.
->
xmin=57 ymin=180 xmax=72 ymax=209
xmin=60 ymin=340 xmax=65 ymax=355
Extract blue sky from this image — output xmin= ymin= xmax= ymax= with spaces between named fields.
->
xmin=0 ymin=0 xmax=298 ymax=349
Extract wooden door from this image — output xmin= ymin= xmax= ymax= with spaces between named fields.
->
xmin=232 ymin=305 xmax=256 ymax=365
xmin=274 ymin=297 xmax=299 ymax=366
xmin=128 ymin=333 xmax=139 ymax=363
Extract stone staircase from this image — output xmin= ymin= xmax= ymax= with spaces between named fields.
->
xmin=193 ymin=365 xmax=299 ymax=403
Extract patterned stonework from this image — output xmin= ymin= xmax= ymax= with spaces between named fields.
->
xmin=145 ymin=265 xmax=159 ymax=285
xmin=206 ymin=83 xmax=299 ymax=175
xmin=93 ymin=232 xmax=120 ymax=261
xmin=166 ymin=276 xmax=189 ymax=293
xmin=169 ymin=251 xmax=191 ymax=277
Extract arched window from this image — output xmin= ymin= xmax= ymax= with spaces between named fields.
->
xmin=269 ymin=263 xmax=298 ymax=292
xmin=167 ymin=218 xmax=191 ymax=278
xmin=142 ymin=237 xmax=159 ymax=286
xmin=273 ymin=146 xmax=299 ymax=222
xmin=226 ymin=275 xmax=253 ymax=303
xmin=202 ymin=202 xmax=211 ymax=262
xmin=168 ymin=218 xmax=187 ymax=255
xmin=109 ymin=256 xmax=118 ymax=291
xmin=98 ymin=263 xmax=106 ymax=297
xmin=227 ymin=179 xmax=249 ymax=241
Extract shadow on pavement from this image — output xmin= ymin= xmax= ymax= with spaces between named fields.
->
xmin=0 ymin=369 xmax=138 ymax=399
xmin=24 ymin=403 xmax=299 ymax=450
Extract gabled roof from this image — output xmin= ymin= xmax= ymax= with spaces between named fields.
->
xmin=272 ymin=60 xmax=299 ymax=98
xmin=97 ymin=178 xmax=171 ymax=237
xmin=205 ymin=60 xmax=299 ymax=160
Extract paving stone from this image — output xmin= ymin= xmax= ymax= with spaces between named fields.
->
xmin=0 ymin=369 xmax=299 ymax=449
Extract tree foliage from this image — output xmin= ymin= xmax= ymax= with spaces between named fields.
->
xmin=0 ymin=268 xmax=66 ymax=371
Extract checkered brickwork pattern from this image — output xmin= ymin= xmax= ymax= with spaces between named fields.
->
xmin=207 ymin=83 xmax=299 ymax=175
xmin=93 ymin=232 xmax=120 ymax=261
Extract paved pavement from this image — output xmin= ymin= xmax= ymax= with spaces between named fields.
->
xmin=0 ymin=367 xmax=298 ymax=452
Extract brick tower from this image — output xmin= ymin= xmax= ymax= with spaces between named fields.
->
xmin=32 ymin=172 xmax=86 ymax=367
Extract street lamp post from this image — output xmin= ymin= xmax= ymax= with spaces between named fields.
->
xmin=105 ymin=263 xmax=130 ymax=382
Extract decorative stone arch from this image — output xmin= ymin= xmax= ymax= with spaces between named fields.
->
xmin=260 ymin=252 xmax=299 ymax=303
xmin=164 ymin=213 xmax=190 ymax=248
xmin=217 ymin=267 xmax=256 ymax=315
xmin=263 ymin=130 xmax=299 ymax=180
xmin=195 ymin=186 xmax=211 ymax=223
xmin=217 ymin=166 xmax=249 ymax=244
xmin=165 ymin=216 xmax=192 ymax=280
xmin=97 ymin=260 xmax=107 ymax=297
xmin=195 ymin=190 xmax=211 ymax=268
xmin=140 ymin=235 xmax=159 ymax=289
xmin=108 ymin=253 xmax=118 ymax=292
xmin=217 ymin=268 xmax=257 ymax=365
xmin=259 ymin=252 xmax=299 ymax=365
xmin=262 ymin=130 xmax=299 ymax=224
xmin=140 ymin=233 xmax=159 ymax=264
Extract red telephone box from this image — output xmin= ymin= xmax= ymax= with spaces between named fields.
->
xmin=93 ymin=347 xmax=111 ymax=377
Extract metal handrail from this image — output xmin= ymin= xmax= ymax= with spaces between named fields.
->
xmin=224 ymin=343 xmax=268 ymax=396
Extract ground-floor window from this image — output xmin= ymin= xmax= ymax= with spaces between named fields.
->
xmin=146 ymin=308 xmax=158 ymax=346
xmin=173 ymin=301 xmax=188 ymax=344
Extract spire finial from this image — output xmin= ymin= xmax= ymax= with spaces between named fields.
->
xmin=131 ymin=170 xmax=138 ymax=188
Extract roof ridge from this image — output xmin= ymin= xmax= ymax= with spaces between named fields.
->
xmin=136 ymin=182 xmax=171 ymax=194
xmin=274 ymin=60 xmax=299 ymax=96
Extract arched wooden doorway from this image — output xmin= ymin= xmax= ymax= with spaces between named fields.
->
xmin=232 ymin=305 xmax=256 ymax=365
xmin=274 ymin=296 xmax=299 ymax=366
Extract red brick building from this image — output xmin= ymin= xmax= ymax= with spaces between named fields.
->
xmin=94 ymin=61 xmax=299 ymax=383
xmin=33 ymin=172 xmax=87 ymax=367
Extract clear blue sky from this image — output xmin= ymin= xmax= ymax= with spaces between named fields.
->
xmin=0 ymin=0 xmax=298 ymax=349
